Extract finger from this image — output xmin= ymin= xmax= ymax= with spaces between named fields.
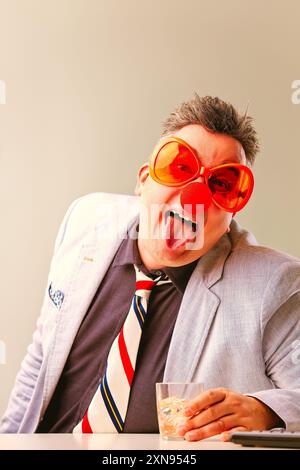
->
xmin=184 ymin=388 xmax=227 ymax=417
xmin=221 ymin=426 xmax=248 ymax=442
xmin=183 ymin=415 xmax=237 ymax=442
xmin=180 ymin=401 xmax=233 ymax=434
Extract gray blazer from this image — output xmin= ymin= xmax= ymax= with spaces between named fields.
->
xmin=1 ymin=192 xmax=300 ymax=433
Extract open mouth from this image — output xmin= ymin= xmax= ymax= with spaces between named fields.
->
xmin=165 ymin=210 xmax=198 ymax=231
xmin=164 ymin=209 xmax=198 ymax=250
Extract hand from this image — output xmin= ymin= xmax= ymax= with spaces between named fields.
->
xmin=177 ymin=388 xmax=282 ymax=442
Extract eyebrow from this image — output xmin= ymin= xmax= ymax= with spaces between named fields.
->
xmin=217 ymin=158 xmax=239 ymax=165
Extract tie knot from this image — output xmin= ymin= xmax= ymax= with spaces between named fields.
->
xmin=134 ymin=265 xmax=170 ymax=299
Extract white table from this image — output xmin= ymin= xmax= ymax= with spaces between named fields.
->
xmin=0 ymin=433 xmax=280 ymax=450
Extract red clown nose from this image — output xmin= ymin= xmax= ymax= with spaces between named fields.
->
xmin=180 ymin=182 xmax=212 ymax=218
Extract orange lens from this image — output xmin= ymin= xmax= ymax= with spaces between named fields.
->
xmin=151 ymin=140 xmax=199 ymax=186
xmin=208 ymin=164 xmax=253 ymax=212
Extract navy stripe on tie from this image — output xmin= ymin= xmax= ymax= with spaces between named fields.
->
xmin=133 ymin=296 xmax=144 ymax=328
xmin=100 ymin=371 xmax=124 ymax=432
xmin=137 ymin=297 xmax=147 ymax=318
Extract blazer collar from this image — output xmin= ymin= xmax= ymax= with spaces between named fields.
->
xmin=163 ymin=231 xmax=233 ymax=383
xmin=196 ymin=231 xmax=232 ymax=288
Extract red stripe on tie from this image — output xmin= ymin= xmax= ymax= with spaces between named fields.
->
xmin=82 ymin=411 xmax=93 ymax=433
xmin=135 ymin=280 xmax=155 ymax=291
xmin=118 ymin=326 xmax=134 ymax=386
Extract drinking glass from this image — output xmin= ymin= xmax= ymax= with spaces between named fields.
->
xmin=156 ymin=382 xmax=204 ymax=440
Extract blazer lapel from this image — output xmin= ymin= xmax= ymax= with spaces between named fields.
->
xmin=163 ymin=233 xmax=232 ymax=383
xmin=41 ymin=202 xmax=140 ymax=414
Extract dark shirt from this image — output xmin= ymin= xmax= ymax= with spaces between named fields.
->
xmin=37 ymin=222 xmax=198 ymax=433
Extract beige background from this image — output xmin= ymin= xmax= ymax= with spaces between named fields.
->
xmin=0 ymin=0 xmax=299 ymax=417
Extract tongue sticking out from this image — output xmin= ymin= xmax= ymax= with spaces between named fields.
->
xmin=165 ymin=213 xmax=196 ymax=250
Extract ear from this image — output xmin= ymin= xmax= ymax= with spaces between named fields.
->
xmin=134 ymin=163 xmax=149 ymax=195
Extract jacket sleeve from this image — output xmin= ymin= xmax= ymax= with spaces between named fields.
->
xmin=0 ymin=197 xmax=83 ymax=433
xmin=247 ymin=261 xmax=300 ymax=431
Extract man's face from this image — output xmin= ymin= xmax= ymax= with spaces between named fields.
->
xmin=136 ymin=124 xmax=247 ymax=270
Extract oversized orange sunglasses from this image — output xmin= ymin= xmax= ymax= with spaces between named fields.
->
xmin=149 ymin=136 xmax=254 ymax=213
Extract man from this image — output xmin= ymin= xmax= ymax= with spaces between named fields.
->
xmin=1 ymin=95 xmax=300 ymax=441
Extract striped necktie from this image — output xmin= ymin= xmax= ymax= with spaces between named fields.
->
xmin=73 ymin=265 xmax=171 ymax=433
